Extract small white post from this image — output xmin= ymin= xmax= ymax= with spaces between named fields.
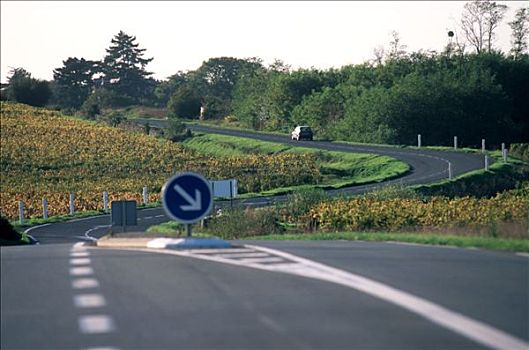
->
xmin=42 ymin=197 xmax=48 ymax=220
xmin=103 ymin=191 xmax=109 ymax=212
xmin=19 ymin=201 xmax=25 ymax=224
xmin=142 ymin=186 xmax=148 ymax=205
xmin=417 ymin=134 xmax=422 ymax=148
xmin=501 ymin=143 xmax=505 ymax=154
xmin=503 ymin=149 xmax=508 ymax=163
xmin=482 ymin=139 xmax=486 ymax=153
xmin=454 ymin=136 xmax=458 ymax=150
xmin=485 ymin=155 xmax=489 ymax=171
xmin=448 ymin=162 xmax=453 ymax=180
xmin=69 ymin=192 xmax=75 ymax=215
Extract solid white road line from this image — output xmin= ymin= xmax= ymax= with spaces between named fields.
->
xmin=78 ymin=315 xmax=115 ymax=334
xmin=70 ymin=258 xmax=91 ymax=265
xmin=72 ymin=278 xmax=100 ymax=289
xmin=238 ymin=257 xmax=286 ymax=264
xmin=129 ymin=245 xmax=528 ymax=350
xmin=74 ymin=294 xmax=106 ymax=308
xmin=70 ymin=267 xmax=94 ymax=276
xmin=215 ymin=252 xmax=270 ymax=259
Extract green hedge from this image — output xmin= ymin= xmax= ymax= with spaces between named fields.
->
xmin=510 ymin=143 xmax=529 ymax=162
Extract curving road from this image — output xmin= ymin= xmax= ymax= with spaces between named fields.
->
xmin=5 ymin=124 xmax=525 ymax=350
xmin=22 ymin=122 xmax=486 ymax=244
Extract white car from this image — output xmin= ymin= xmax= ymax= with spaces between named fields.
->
xmin=291 ymin=125 xmax=313 ymax=141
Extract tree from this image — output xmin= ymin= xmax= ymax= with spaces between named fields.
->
xmin=387 ymin=31 xmax=407 ymax=60
xmin=509 ymin=7 xmax=529 ymax=59
xmin=461 ymin=0 xmax=508 ymax=54
xmin=5 ymin=68 xmax=52 ymax=107
xmin=167 ymin=86 xmax=201 ymax=119
xmin=53 ymin=57 xmax=99 ymax=109
xmin=101 ymin=31 xmax=155 ymax=104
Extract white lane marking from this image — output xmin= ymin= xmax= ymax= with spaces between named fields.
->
xmin=215 ymin=252 xmax=270 ymax=259
xmin=72 ymin=242 xmax=86 ymax=250
xmin=70 ymin=258 xmax=91 ymax=265
xmin=78 ymin=315 xmax=115 ymax=334
xmin=238 ymin=257 xmax=285 ymax=264
xmin=193 ymin=248 xmax=255 ymax=254
xmin=23 ymin=223 xmax=51 ymax=234
xmin=144 ymin=216 xmax=153 ymax=220
xmin=130 ymin=245 xmax=528 ymax=350
xmin=72 ymin=278 xmax=100 ymax=289
xmin=84 ymin=225 xmax=110 ymax=241
xmin=71 ymin=251 xmax=90 ymax=257
xmin=516 ymin=252 xmax=529 ymax=258
xmin=70 ymin=267 xmax=94 ymax=276
xmin=74 ymin=294 xmax=106 ymax=308
xmin=154 ymin=215 xmax=165 ymax=218
xmin=85 ymin=347 xmax=120 ymax=350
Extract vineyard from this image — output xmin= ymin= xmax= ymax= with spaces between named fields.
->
xmin=0 ymin=102 xmax=320 ymax=219
xmin=305 ymin=184 xmax=529 ymax=234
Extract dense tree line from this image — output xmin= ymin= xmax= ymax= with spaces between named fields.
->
xmin=2 ymin=1 xmax=527 ymax=146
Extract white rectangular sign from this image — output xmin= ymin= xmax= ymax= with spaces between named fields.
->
xmin=209 ymin=179 xmax=237 ymax=198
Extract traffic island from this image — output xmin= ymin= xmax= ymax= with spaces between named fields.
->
xmin=96 ymin=233 xmax=232 ymax=250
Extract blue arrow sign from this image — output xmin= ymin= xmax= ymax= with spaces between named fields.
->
xmin=161 ymin=172 xmax=213 ymax=224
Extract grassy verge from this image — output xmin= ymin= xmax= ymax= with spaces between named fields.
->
xmin=243 ymin=232 xmax=529 ymax=252
xmin=143 ymin=223 xmax=528 ymax=253
xmin=183 ymin=133 xmax=410 ymax=197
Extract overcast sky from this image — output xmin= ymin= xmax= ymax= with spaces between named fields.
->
xmin=1 ymin=1 xmax=526 ymax=83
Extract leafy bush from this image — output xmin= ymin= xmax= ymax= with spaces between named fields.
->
xmin=165 ymin=118 xmax=192 ymax=142
xmin=283 ymin=187 xmax=328 ymax=221
xmin=510 ymin=143 xmax=529 ymax=162
xmin=203 ymin=207 xmax=284 ymax=239
xmin=365 ymin=184 xmax=421 ymax=201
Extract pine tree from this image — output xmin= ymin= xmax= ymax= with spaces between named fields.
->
xmin=53 ymin=57 xmax=99 ymax=108
xmin=101 ymin=31 xmax=155 ymax=103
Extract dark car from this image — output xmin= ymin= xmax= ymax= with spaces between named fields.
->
xmin=291 ymin=125 xmax=313 ymax=141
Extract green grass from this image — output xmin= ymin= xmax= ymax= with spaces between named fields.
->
xmin=146 ymin=221 xmax=214 ymax=238
xmin=183 ymin=133 xmax=410 ymax=196
xmin=243 ymin=232 xmax=529 ymax=252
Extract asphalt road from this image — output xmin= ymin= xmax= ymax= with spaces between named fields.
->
xmin=3 ymin=124 xmax=524 ymax=350
xmin=2 ymin=241 xmax=527 ymax=349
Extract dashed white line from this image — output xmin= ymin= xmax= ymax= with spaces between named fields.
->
xmin=516 ymin=252 xmax=529 ymax=258
xmin=72 ymin=278 xmax=100 ymax=289
xmin=71 ymin=251 xmax=90 ymax=257
xmin=154 ymin=215 xmax=165 ymax=218
xmin=70 ymin=267 xmax=94 ymax=276
xmin=70 ymin=258 xmax=91 ymax=265
xmin=78 ymin=315 xmax=116 ymax=334
xmin=74 ymin=294 xmax=106 ymax=308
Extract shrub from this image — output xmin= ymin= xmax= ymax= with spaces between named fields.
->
xmin=510 ymin=143 xmax=529 ymax=162
xmin=204 ymin=207 xmax=284 ymax=239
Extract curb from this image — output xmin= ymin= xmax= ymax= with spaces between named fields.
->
xmin=96 ymin=234 xmax=232 ymax=250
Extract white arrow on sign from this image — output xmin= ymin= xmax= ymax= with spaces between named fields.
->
xmin=173 ymin=185 xmax=202 ymax=211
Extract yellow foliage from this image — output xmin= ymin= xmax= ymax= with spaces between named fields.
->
xmin=0 ymin=103 xmax=320 ymax=219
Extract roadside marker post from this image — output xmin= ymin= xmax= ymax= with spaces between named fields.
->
xmin=103 ymin=192 xmax=109 ymax=212
xmin=482 ymin=139 xmax=486 ymax=153
xmin=417 ymin=134 xmax=422 ymax=148
xmin=454 ymin=136 xmax=458 ymax=150
xmin=18 ymin=201 xmax=25 ymax=224
xmin=161 ymin=172 xmax=213 ymax=237
xmin=448 ymin=162 xmax=453 ymax=180
xmin=42 ymin=197 xmax=48 ymax=220
xmin=142 ymin=187 xmax=148 ymax=205
xmin=69 ymin=192 xmax=75 ymax=215
xmin=485 ymin=155 xmax=489 ymax=171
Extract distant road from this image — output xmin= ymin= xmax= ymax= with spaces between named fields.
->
xmin=25 ymin=121 xmax=486 ymax=244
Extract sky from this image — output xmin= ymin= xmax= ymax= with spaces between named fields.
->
xmin=1 ymin=1 xmax=527 ymax=83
